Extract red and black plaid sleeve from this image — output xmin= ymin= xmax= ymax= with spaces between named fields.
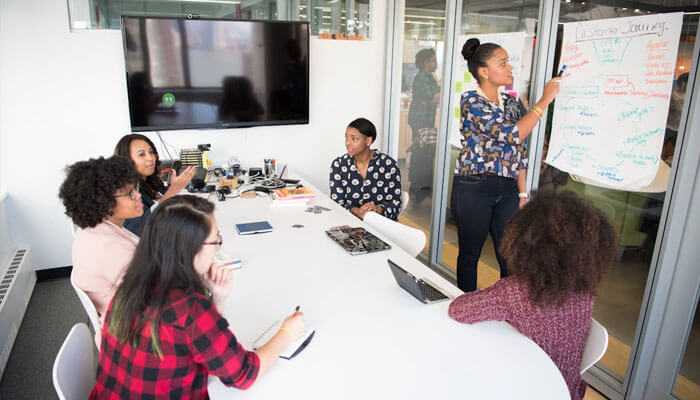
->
xmin=90 ymin=290 xmax=259 ymax=399
xmin=186 ymin=294 xmax=260 ymax=389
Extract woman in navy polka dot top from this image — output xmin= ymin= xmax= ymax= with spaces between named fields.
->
xmin=329 ymin=118 xmax=402 ymax=220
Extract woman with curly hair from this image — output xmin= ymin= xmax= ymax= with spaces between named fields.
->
xmin=59 ymin=156 xmax=143 ymax=316
xmin=114 ymin=133 xmax=195 ymax=235
xmin=448 ymin=190 xmax=616 ymax=400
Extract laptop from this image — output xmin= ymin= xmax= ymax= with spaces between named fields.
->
xmin=388 ymin=259 xmax=450 ymax=304
xmin=236 ymin=221 xmax=273 ymax=235
xmin=325 ymin=225 xmax=391 ymax=255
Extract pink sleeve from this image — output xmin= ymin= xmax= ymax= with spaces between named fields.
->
xmin=448 ymin=279 xmax=509 ymax=324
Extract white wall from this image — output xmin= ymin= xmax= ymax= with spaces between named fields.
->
xmin=0 ymin=0 xmax=388 ymax=270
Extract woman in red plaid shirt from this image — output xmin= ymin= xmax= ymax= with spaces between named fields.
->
xmin=90 ymin=195 xmax=304 ymax=399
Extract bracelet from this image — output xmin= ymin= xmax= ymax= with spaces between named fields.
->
xmin=518 ymin=192 xmax=529 ymax=199
xmin=531 ymin=105 xmax=543 ymax=118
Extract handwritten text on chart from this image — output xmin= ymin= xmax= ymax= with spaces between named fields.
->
xmin=576 ymin=20 xmax=668 ymax=42
xmin=548 ymin=13 xmax=683 ymax=189
xmin=561 ymin=124 xmax=595 ymax=136
xmin=560 ymin=103 xmax=599 ymax=118
xmin=617 ymin=105 xmax=654 ymax=122
xmin=596 ymin=166 xmax=624 ymax=182
xmin=622 ymin=128 xmax=664 ymax=145
xmin=615 ymin=150 xmax=659 ymax=166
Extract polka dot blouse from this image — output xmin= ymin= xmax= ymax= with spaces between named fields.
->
xmin=329 ymin=151 xmax=402 ymax=220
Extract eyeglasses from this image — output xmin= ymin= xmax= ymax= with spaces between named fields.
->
xmin=203 ymin=232 xmax=223 ymax=248
xmin=114 ymin=184 xmax=140 ymax=200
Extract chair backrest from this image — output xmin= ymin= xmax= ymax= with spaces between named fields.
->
xmin=53 ymin=323 xmax=97 ymax=400
xmin=580 ymin=318 xmax=609 ymax=374
xmin=400 ymin=191 xmax=410 ymax=215
xmin=364 ymin=212 xmax=426 ymax=258
xmin=70 ymin=278 xmax=102 ymax=336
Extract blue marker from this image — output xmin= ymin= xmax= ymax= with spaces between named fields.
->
xmin=558 ymin=64 xmax=568 ymax=77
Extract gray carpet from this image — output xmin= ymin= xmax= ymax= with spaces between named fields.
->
xmin=0 ymin=277 xmax=87 ymax=400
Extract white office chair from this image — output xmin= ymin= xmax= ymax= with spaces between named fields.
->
xmin=364 ymin=211 xmax=426 ymax=258
xmin=70 ymin=279 xmax=102 ymax=338
xmin=53 ymin=323 xmax=97 ymax=400
xmin=580 ymin=318 xmax=609 ymax=374
xmin=400 ymin=190 xmax=410 ymax=215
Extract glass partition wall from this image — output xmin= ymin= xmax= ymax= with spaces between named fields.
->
xmin=437 ymin=0 xmax=541 ymax=292
xmin=395 ymin=1 xmax=448 ymax=261
xmin=540 ymin=5 xmax=699 ymax=398
xmin=387 ymin=1 xmax=700 ymax=399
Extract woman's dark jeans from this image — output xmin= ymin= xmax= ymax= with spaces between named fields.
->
xmin=451 ymin=174 xmax=519 ymax=292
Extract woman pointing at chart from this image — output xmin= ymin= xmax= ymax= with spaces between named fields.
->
xmin=452 ymin=38 xmax=561 ymax=292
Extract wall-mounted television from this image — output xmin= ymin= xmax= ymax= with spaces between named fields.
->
xmin=122 ymin=16 xmax=309 ymax=131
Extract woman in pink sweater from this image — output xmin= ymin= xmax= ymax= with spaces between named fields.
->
xmin=448 ymin=190 xmax=616 ymax=400
xmin=59 ymin=156 xmax=143 ymax=316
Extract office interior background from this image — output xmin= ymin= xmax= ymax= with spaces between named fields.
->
xmin=0 ymin=1 xmax=699 ymax=399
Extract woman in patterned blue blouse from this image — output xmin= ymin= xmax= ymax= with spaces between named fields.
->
xmin=329 ymin=118 xmax=402 ymax=220
xmin=452 ymin=38 xmax=560 ymax=292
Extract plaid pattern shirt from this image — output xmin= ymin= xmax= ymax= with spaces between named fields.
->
xmin=90 ymin=290 xmax=260 ymax=399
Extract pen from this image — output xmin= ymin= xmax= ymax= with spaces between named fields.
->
xmin=558 ymin=64 xmax=567 ymax=77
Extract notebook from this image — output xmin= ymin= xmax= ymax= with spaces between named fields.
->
xmin=325 ymin=225 xmax=391 ymax=255
xmin=253 ymin=318 xmax=315 ymax=360
xmin=235 ymin=221 xmax=273 ymax=235
xmin=388 ymin=259 xmax=450 ymax=304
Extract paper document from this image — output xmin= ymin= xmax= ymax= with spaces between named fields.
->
xmin=253 ymin=318 xmax=315 ymax=360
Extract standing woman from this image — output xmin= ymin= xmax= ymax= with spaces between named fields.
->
xmin=407 ymin=48 xmax=440 ymax=204
xmin=114 ymin=133 xmax=195 ymax=235
xmin=329 ymin=118 xmax=402 ymax=220
xmin=91 ymin=195 xmax=305 ymax=398
xmin=452 ymin=38 xmax=560 ymax=292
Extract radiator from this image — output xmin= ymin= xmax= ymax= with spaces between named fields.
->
xmin=0 ymin=248 xmax=35 ymax=379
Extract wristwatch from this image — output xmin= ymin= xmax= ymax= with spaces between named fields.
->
xmin=518 ymin=192 xmax=529 ymax=199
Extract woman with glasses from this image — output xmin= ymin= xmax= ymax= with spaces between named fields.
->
xmin=91 ymin=195 xmax=305 ymax=398
xmin=59 ymin=156 xmax=143 ymax=316
xmin=114 ymin=133 xmax=196 ymax=236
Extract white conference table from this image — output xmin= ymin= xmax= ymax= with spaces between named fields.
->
xmin=207 ymin=180 xmax=570 ymax=400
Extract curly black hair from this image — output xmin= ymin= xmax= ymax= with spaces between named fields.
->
xmin=500 ymin=190 xmax=617 ymax=307
xmin=59 ymin=156 xmax=140 ymax=229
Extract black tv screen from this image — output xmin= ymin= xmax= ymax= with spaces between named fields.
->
xmin=122 ymin=16 xmax=309 ymax=131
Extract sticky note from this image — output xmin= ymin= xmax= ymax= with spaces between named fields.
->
xmin=464 ymin=71 xmax=472 ymax=83
xmin=455 ymin=81 xmax=464 ymax=93
xmin=454 ymin=106 xmax=461 ymax=119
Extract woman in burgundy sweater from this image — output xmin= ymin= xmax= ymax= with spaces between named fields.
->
xmin=448 ymin=190 xmax=616 ymax=400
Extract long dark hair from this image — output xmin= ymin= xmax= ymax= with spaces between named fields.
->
xmin=108 ymin=195 xmax=215 ymax=355
xmin=114 ymin=133 xmax=166 ymax=199
xmin=461 ymin=38 xmax=501 ymax=85
xmin=500 ymin=190 xmax=616 ymax=307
